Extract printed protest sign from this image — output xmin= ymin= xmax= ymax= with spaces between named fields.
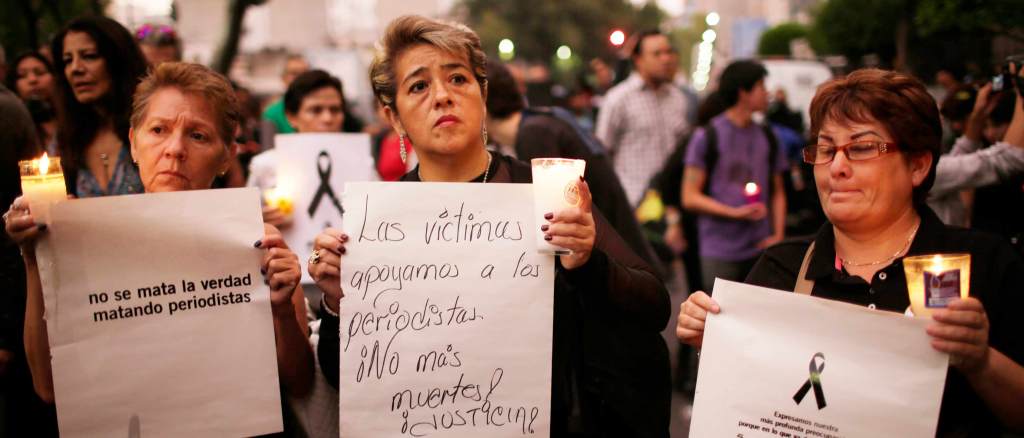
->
xmin=690 ymin=279 xmax=948 ymax=438
xmin=37 ymin=188 xmax=282 ymax=436
xmin=275 ymin=133 xmax=376 ymax=283
xmin=338 ymin=182 xmax=554 ymax=437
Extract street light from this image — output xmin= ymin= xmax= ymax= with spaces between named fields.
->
xmin=556 ymin=45 xmax=572 ymax=60
xmin=706 ymin=12 xmax=720 ymax=26
xmin=609 ymin=29 xmax=626 ymax=46
xmin=498 ymin=38 xmax=515 ymax=60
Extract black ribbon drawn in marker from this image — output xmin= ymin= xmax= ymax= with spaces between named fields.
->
xmin=308 ymin=151 xmax=344 ymax=218
xmin=793 ymin=352 xmax=827 ymax=409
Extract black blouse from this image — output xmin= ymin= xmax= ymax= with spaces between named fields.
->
xmin=746 ymin=206 xmax=1024 ymax=437
xmin=318 ymin=152 xmax=672 ymax=437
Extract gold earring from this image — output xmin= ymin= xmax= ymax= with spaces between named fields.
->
xmin=399 ymin=134 xmax=407 ymax=164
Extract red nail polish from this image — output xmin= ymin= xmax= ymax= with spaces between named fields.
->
xmin=544 ymin=212 xmax=553 ymax=220
xmin=544 ymin=234 xmax=552 ymax=241
xmin=541 ymin=224 xmax=549 ymax=231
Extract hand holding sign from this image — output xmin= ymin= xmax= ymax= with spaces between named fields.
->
xmin=257 ymin=224 xmax=301 ymax=313
xmin=308 ymin=227 xmax=348 ymax=313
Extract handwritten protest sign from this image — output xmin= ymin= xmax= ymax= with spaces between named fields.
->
xmin=338 ymin=182 xmax=554 ymax=437
xmin=275 ymin=133 xmax=376 ymax=283
xmin=36 ymin=188 xmax=282 ymax=436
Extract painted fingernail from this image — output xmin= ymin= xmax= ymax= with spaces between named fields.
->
xmin=340 ymin=234 xmax=349 ymax=242
xmin=544 ymin=212 xmax=553 ymax=220
xmin=264 ymin=279 xmax=269 ymax=286
xmin=540 ymin=224 xmax=549 ymax=231
xmin=253 ymin=240 xmax=262 ymax=248
xmin=579 ymin=175 xmax=584 ymax=182
xmin=339 ymin=246 xmax=347 ymax=254
xmin=260 ymin=267 xmax=266 ymax=275
xmin=37 ymin=224 xmax=47 ymax=231
xmin=544 ymin=234 xmax=552 ymax=241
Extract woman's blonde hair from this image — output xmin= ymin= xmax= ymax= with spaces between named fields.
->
xmin=369 ymin=15 xmax=488 ymax=111
xmin=130 ymin=62 xmax=241 ymax=146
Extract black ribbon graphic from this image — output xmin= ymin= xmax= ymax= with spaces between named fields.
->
xmin=308 ymin=151 xmax=344 ymax=218
xmin=793 ymin=352 xmax=827 ymax=409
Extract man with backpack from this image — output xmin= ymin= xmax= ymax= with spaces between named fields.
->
xmin=682 ymin=60 xmax=787 ymax=290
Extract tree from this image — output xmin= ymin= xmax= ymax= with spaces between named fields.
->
xmin=0 ymin=0 xmax=102 ymax=57
xmin=757 ymin=23 xmax=812 ymax=57
xmin=211 ymin=0 xmax=266 ymax=74
xmin=915 ymin=0 xmax=1024 ymax=43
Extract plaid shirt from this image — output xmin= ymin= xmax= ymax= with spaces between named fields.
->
xmin=596 ymin=74 xmax=688 ymax=206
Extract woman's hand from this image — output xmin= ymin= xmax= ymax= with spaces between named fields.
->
xmin=545 ymin=178 xmax=595 ymax=270
xmin=732 ymin=203 xmax=767 ymax=222
xmin=676 ymin=291 xmax=721 ymax=348
xmin=261 ymin=205 xmax=292 ymax=229
xmin=928 ymin=297 xmax=991 ymax=374
xmin=308 ymin=228 xmax=347 ymax=313
xmin=256 ymin=224 xmax=301 ymax=316
xmin=3 ymin=196 xmax=45 ymax=257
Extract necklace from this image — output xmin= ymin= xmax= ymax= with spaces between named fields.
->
xmin=840 ymin=221 xmax=920 ymax=267
xmin=419 ymin=152 xmax=492 ymax=183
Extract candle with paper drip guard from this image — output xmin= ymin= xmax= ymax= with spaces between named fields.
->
xmin=903 ymin=253 xmax=971 ymax=317
xmin=263 ymin=187 xmax=294 ymax=216
xmin=531 ymin=158 xmax=586 ymax=255
xmin=743 ymin=181 xmax=761 ymax=204
xmin=19 ymin=153 xmax=67 ymax=224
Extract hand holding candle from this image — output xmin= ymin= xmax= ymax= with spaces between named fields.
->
xmin=19 ymin=153 xmax=67 ymax=225
xmin=531 ymin=158 xmax=586 ymax=255
xmin=743 ymin=181 xmax=761 ymax=204
xmin=261 ymin=187 xmax=295 ymax=228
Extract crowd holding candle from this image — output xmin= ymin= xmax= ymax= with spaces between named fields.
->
xmin=2 ymin=9 xmax=1024 ymax=438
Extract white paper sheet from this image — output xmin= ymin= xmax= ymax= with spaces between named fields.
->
xmin=338 ymin=182 xmax=554 ymax=437
xmin=38 ymin=188 xmax=282 ymax=437
xmin=690 ymin=279 xmax=949 ymax=438
xmin=275 ymin=133 xmax=377 ymax=283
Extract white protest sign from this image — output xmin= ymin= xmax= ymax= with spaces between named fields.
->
xmin=339 ymin=182 xmax=554 ymax=437
xmin=37 ymin=188 xmax=282 ymax=436
xmin=690 ymin=279 xmax=948 ymax=438
xmin=275 ymin=133 xmax=376 ymax=283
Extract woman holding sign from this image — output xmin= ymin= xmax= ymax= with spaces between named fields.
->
xmin=307 ymin=15 xmax=671 ymax=437
xmin=676 ymin=68 xmax=1024 ymax=435
xmin=5 ymin=63 xmax=314 ymax=403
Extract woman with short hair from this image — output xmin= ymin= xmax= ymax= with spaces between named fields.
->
xmin=677 ymin=68 xmax=1024 ymax=435
xmin=5 ymin=62 xmax=314 ymax=403
xmin=309 ymin=15 xmax=671 ymax=437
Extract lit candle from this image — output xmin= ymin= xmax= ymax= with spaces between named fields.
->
xmin=743 ymin=181 xmax=761 ymax=204
xmin=263 ymin=187 xmax=294 ymax=215
xmin=19 ymin=153 xmax=67 ymax=225
xmin=903 ymin=253 xmax=971 ymax=317
xmin=531 ymin=158 xmax=586 ymax=255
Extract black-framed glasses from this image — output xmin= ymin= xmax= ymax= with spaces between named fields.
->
xmin=802 ymin=141 xmax=897 ymax=165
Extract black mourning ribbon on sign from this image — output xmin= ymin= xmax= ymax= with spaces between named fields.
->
xmin=793 ymin=352 xmax=827 ymax=410
xmin=308 ymin=151 xmax=345 ymax=218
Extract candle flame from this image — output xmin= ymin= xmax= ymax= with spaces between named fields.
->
xmin=744 ymin=182 xmax=759 ymax=195
xmin=38 ymin=153 xmax=49 ymax=176
xmin=929 ymin=254 xmax=945 ymax=273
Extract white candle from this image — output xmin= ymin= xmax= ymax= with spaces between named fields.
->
xmin=19 ymin=153 xmax=67 ymax=225
xmin=743 ymin=181 xmax=760 ymax=204
xmin=531 ymin=158 xmax=586 ymax=255
xmin=903 ymin=253 xmax=971 ymax=317
xmin=263 ymin=187 xmax=294 ymax=215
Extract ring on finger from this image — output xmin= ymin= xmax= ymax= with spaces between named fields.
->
xmin=309 ymin=249 xmax=321 ymax=265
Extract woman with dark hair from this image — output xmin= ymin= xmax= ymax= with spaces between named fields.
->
xmin=6 ymin=52 xmax=58 ymax=155
xmin=678 ymin=68 xmax=1024 ymax=435
xmin=51 ymin=15 xmax=148 ymax=197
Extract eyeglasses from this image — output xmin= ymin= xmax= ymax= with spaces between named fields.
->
xmin=802 ymin=141 xmax=897 ymax=165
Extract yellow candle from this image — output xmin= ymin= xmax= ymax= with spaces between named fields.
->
xmin=263 ymin=187 xmax=294 ymax=215
xmin=903 ymin=253 xmax=970 ymax=317
xmin=19 ymin=153 xmax=67 ymax=225
xmin=531 ymin=158 xmax=586 ymax=255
